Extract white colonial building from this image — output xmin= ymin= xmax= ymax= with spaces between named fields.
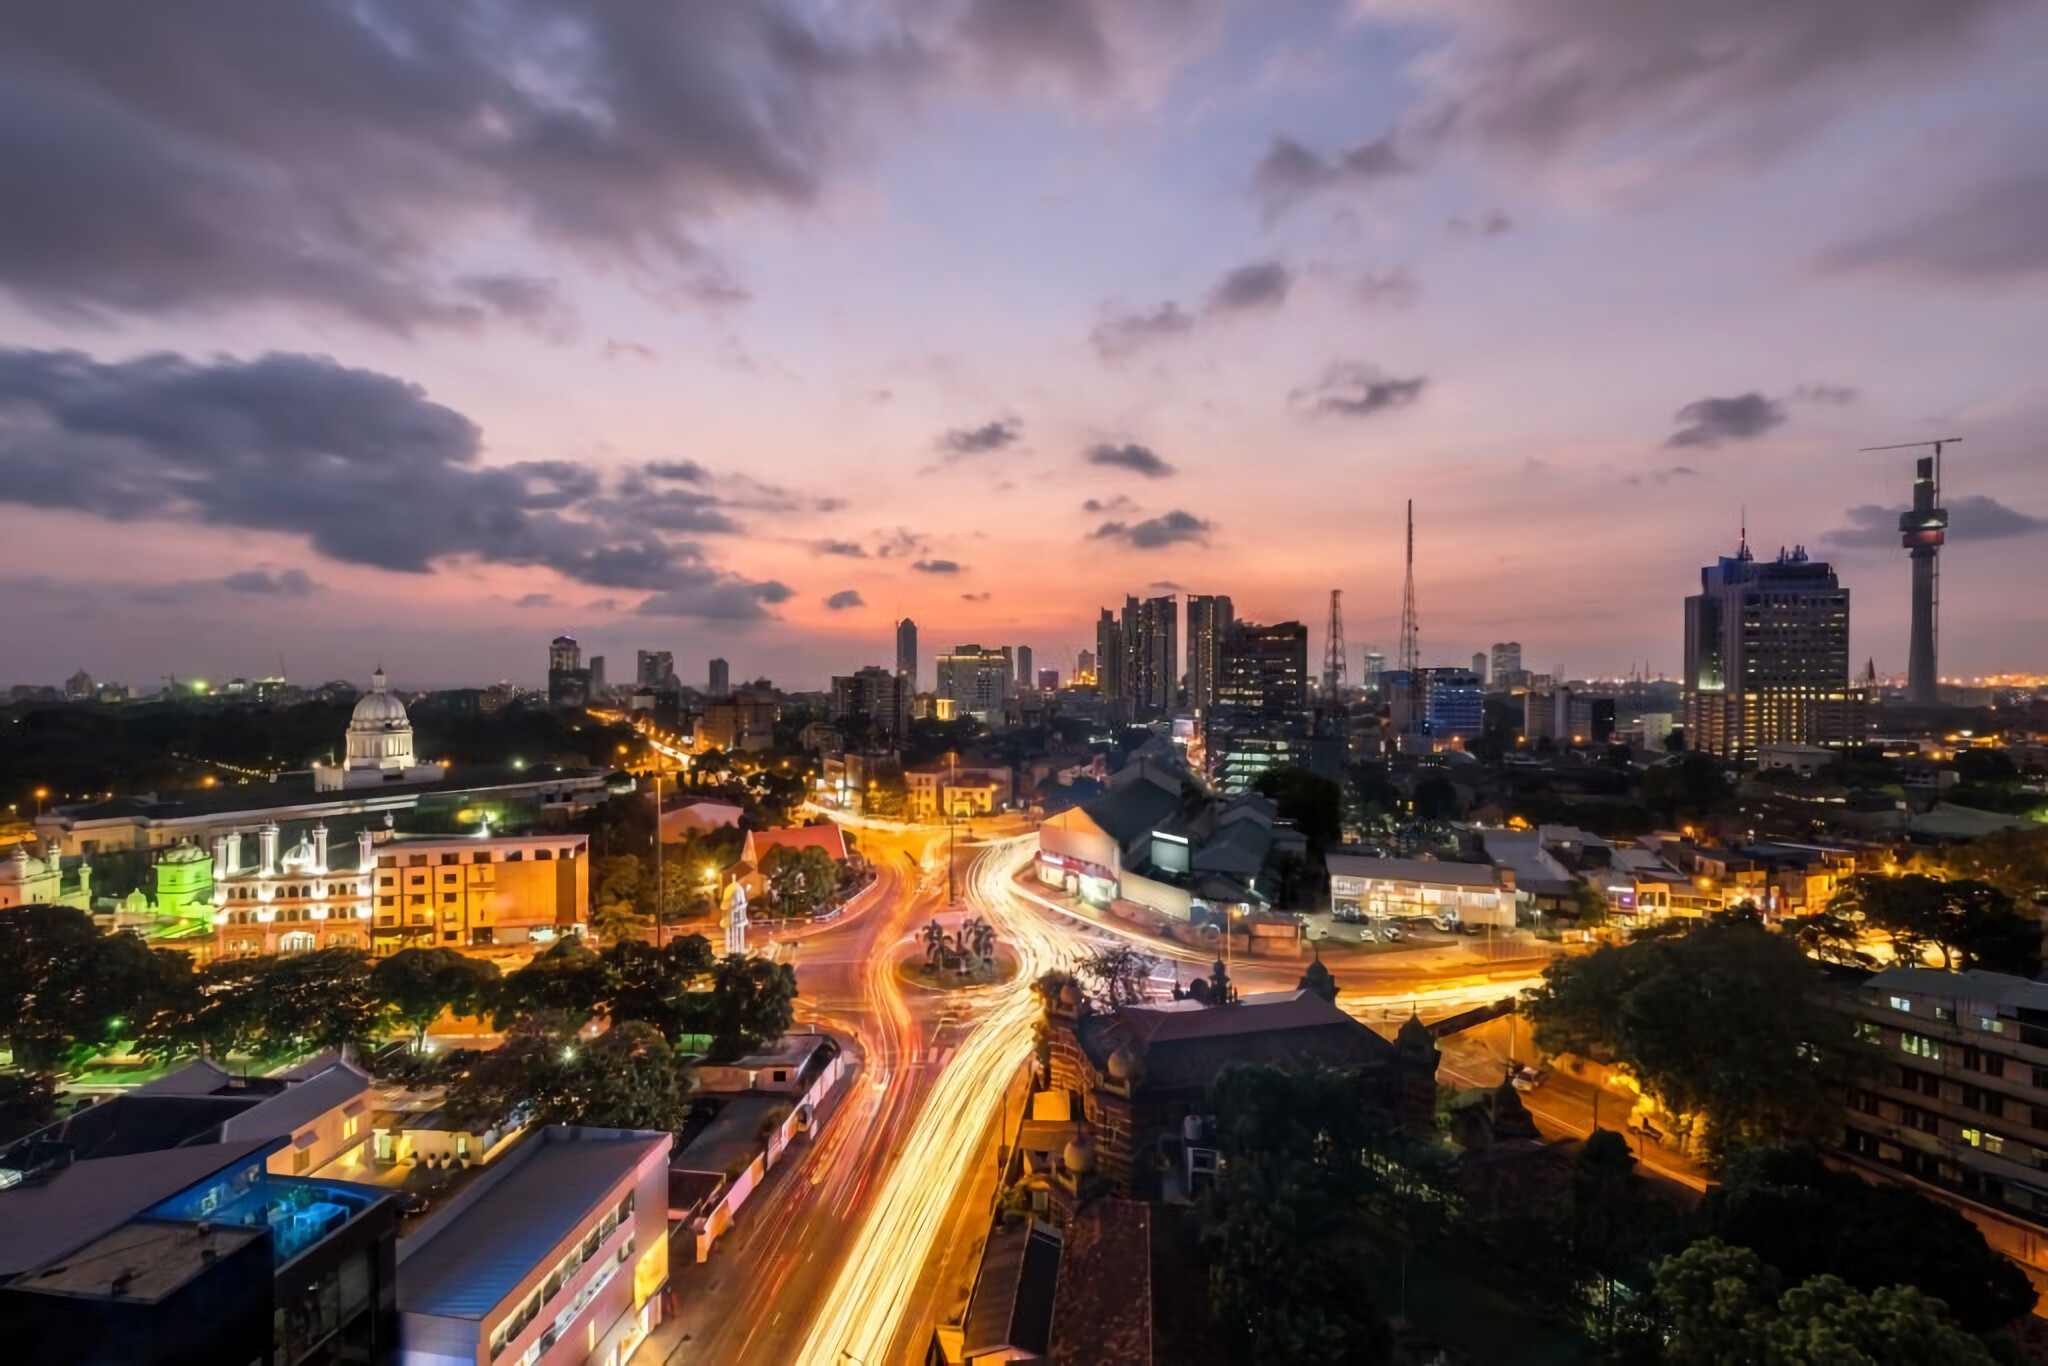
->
xmin=311 ymin=669 xmax=444 ymax=791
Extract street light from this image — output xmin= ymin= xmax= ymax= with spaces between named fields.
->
xmin=33 ymin=787 xmax=47 ymax=818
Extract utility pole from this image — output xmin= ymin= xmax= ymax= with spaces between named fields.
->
xmin=653 ymin=770 xmax=665 ymax=947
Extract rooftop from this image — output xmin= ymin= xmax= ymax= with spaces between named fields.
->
xmin=1324 ymin=853 xmax=1501 ymax=887
xmin=1049 ymin=1201 xmax=1153 ymax=1366
xmin=675 ymin=1094 xmax=788 ymax=1176
xmin=0 ymin=1140 xmax=275 ymax=1277
xmin=962 ymin=1222 xmax=1062 ymax=1359
xmin=9 ymin=1218 xmax=265 ymax=1303
xmin=1863 ymin=967 xmax=2048 ymax=1012
xmin=742 ymin=824 xmax=849 ymax=861
xmin=398 ymin=1127 xmax=667 ymax=1321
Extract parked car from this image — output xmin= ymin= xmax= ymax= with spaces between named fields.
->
xmin=1510 ymin=1065 xmax=1548 ymax=1093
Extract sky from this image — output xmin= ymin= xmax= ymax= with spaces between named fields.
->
xmin=1 ymin=0 xmax=2046 ymax=692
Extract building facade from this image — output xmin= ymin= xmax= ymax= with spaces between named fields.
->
xmin=707 ymin=658 xmax=730 ymax=697
xmin=635 ymin=650 xmax=674 ymax=689
xmin=935 ymin=645 xmax=1014 ymax=719
xmin=313 ymin=671 xmax=446 ymax=792
xmin=1015 ymin=646 xmax=1033 ymax=696
xmin=896 ymin=618 xmax=918 ymax=693
xmin=1094 ymin=612 xmax=1124 ymax=706
xmin=1683 ymin=542 xmax=1863 ymax=760
xmin=1489 ymin=642 xmax=1522 ymax=682
xmin=1216 ymin=620 xmax=1308 ymax=718
xmin=1420 ymin=667 xmax=1484 ymax=745
xmin=829 ymin=666 xmax=907 ymax=738
xmin=1120 ymin=595 xmax=1178 ymax=719
xmin=1185 ymin=594 xmax=1234 ymax=715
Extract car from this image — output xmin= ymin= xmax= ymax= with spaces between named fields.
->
xmin=1510 ymin=1065 xmax=1548 ymax=1093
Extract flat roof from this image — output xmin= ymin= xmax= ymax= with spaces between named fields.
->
xmin=0 ymin=1140 xmax=275 ymax=1276
xmin=1324 ymin=853 xmax=1501 ymax=887
xmin=398 ymin=1130 xmax=667 ymax=1321
xmin=676 ymin=1095 xmax=786 ymax=1176
xmin=10 ymin=1219 xmax=266 ymax=1303
xmin=1865 ymin=967 xmax=2048 ymax=1011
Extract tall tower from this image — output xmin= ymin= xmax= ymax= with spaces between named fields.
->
xmin=896 ymin=618 xmax=918 ymax=692
xmin=1186 ymin=594 xmax=1234 ymax=713
xmin=1899 ymin=451 xmax=1951 ymax=705
xmin=1322 ymin=590 xmax=1347 ymax=699
xmin=1398 ymin=501 xmax=1420 ymax=678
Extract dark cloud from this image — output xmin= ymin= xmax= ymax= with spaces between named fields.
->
xmin=961 ymin=591 xmax=992 ymax=602
xmin=874 ymin=528 xmax=929 ymax=560
xmin=637 ymin=579 xmax=794 ymax=621
xmin=938 ymin=417 xmax=1022 ymax=458
xmin=1089 ymin=303 xmax=1195 ymax=361
xmin=1820 ymin=167 xmax=2048 ymax=285
xmin=515 ymin=592 xmax=556 ymax=609
xmin=1448 ymin=209 xmax=1515 ymax=237
xmin=1666 ymin=392 xmax=1786 ymax=448
xmin=644 ymin=460 xmax=710 ymax=484
xmin=1148 ymin=580 xmax=1185 ymax=591
xmin=222 ymin=567 xmax=317 ymax=597
xmin=1353 ymin=268 xmax=1421 ymax=309
xmin=1205 ymin=261 xmax=1292 ymax=313
xmin=1090 ymin=510 xmax=1211 ymax=550
xmin=912 ymin=558 xmax=964 ymax=574
xmin=813 ymin=538 xmax=868 ymax=557
xmin=1083 ymin=494 xmax=1138 ymax=514
xmin=824 ymin=588 xmax=865 ymax=610
xmin=1825 ymin=494 xmax=2048 ymax=548
xmin=1084 ymin=443 xmax=1175 ymax=479
xmin=0 ymin=6 xmax=925 ymax=330
xmin=951 ymin=0 xmax=1228 ymax=99
xmin=0 ymin=346 xmax=788 ymax=619
xmin=1252 ymin=134 xmax=1411 ymax=216
xmin=1290 ymin=363 xmax=1428 ymax=418
xmin=1792 ymin=383 xmax=1860 ymax=405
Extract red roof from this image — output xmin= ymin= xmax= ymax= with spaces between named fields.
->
xmin=742 ymin=825 xmax=848 ymax=862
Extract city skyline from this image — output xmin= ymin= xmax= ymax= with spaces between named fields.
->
xmin=3 ymin=4 xmax=2047 ymax=688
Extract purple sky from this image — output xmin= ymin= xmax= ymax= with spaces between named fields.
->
xmin=1 ymin=1 xmax=2045 ymax=691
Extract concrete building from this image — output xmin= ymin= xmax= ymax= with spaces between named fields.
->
xmin=0 ymin=840 xmax=91 ymax=910
xmin=1216 ymin=620 xmax=1307 ymax=718
xmin=1015 ymin=646 xmax=1034 ymax=697
xmin=905 ymin=762 xmax=1014 ymax=820
xmin=1420 ymin=667 xmax=1484 ymax=745
xmin=635 ymin=650 xmax=674 ymax=689
xmin=547 ymin=636 xmax=589 ymax=709
xmin=1093 ymin=612 xmax=1123 ymax=705
xmin=1037 ymin=668 xmax=1060 ymax=691
xmin=1471 ymin=652 xmax=1488 ymax=683
xmin=1362 ymin=649 xmax=1386 ymax=690
xmin=829 ymin=665 xmax=906 ymax=738
xmin=1185 ymin=594 xmax=1234 ymax=715
xmin=398 ymin=1126 xmax=672 ymax=1366
xmin=1489 ymin=642 xmax=1522 ymax=684
xmin=314 ymin=670 xmax=447 ymax=792
xmin=896 ymin=618 xmax=918 ymax=693
xmin=1900 ymin=455 xmax=1949 ymax=706
xmin=695 ymin=699 xmax=776 ymax=753
xmin=1684 ymin=541 xmax=1864 ymax=760
xmin=935 ymin=645 xmax=1013 ymax=719
xmin=1324 ymin=853 xmax=1516 ymax=929
xmin=707 ymin=658 xmax=730 ymax=698
xmin=1120 ymin=595 xmax=1178 ymax=719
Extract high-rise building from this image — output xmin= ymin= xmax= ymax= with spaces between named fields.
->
xmin=1217 ymin=621 xmax=1309 ymax=717
xmin=896 ymin=618 xmax=919 ymax=692
xmin=1076 ymin=649 xmax=1096 ymax=686
xmin=636 ymin=650 xmax=674 ymax=688
xmin=1470 ymin=652 xmax=1488 ymax=684
xmin=1120 ymin=594 xmax=1178 ymax=718
xmin=1038 ymin=668 xmax=1060 ymax=691
xmin=708 ymin=657 xmax=731 ymax=697
xmin=1016 ymin=645 xmax=1034 ymax=695
xmin=1420 ymin=667 xmax=1484 ymax=744
xmin=1683 ymin=541 xmax=1861 ymax=760
xmin=830 ymin=666 xmax=907 ymax=737
xmin=935 ymin=645 xmax=1013 ymax=718
xmin=63 ymin=669 xmax=94 ymax=701
xmin=1362 ymin=649 xmax=1386 ymax=689
xmin=587 ymin=655 xmax=607 ymax=698
xmin=1185 ymin=594 xmax=1235 ymax=714
xmin=547 ymin=635 xmax=588 ymax=707
xmin=1095 ymin=612 xmax=1125 ymax=703
xmin=1489 ymin=642 xmax=1522 ymax=682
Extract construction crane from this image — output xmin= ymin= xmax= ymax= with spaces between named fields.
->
xmin=1859 ymin=438 xmax=1959 ymax=706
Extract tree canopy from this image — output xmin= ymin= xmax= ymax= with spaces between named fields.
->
xmin=443 ymin=1013 xmax=692 ymax=1135
xmin=1823 ymin=873 xmax=2039 ymax=976
xmin=370 ymin=948 xmax=502 ymax=1050
xmin=1253 ymin=766 xmax=1344 ymax=852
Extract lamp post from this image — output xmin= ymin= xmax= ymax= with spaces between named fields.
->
xmin=652 ymin=770 xmax=665 ymax=948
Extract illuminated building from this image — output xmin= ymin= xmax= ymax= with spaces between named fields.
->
xmin=1120 ymin=595 xmax=1178 ymax=719
xmin=829 ymin=666 xmax=907 ymax=737
xmin=1489 ymin=641 xmax=1522 ymax=683
xmin=1419 ymin=666 xmax=1484 ymax=744
xmin=1075 ymin=649 xmax=1096 ymax=687
xmin=1094 ymin=611 xmax=1123 ymax=703
xmin=904 ymin=762 xmax=1013 ymax=820
xmin=547 ymin=635 xmax=590 ymax=708
xmin=1014 ymin=645 xmax=1033 ymax=697
xmin=1901 ymin=455 xmax=1949 ymax=706
xmin=1325 ymin=854 xmax=1516 ymax=929
xmin=935 ymin=645 xmax=1013 ymax=719
xmin=313 ymin=669 xmax=445 ymax=791
xmin=1215 ymin=620 xmax=1307 ymax=717
xmin=635 ymin=649 xmax=674 ymax=688
xmin=0 ymin=840 xmax=91 ymax=910
xmin=1185 ymin=594 xmax=1234 ymax=714
xmin=1683 ymin=540 xmax=1864 ymax=760
xmin=895 ymin=618 xmax=918 ymax=692
xmin=1361 ymin=648 xmax=1386 ymax=690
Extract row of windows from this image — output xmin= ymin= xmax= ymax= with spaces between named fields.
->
xmin=226 ymin=882 xmax=360 ymax=900
xmin=488 ymin=1191 xmax=637 ymax=1360
xmin=376 ymin=847 xmax=580 ymax=870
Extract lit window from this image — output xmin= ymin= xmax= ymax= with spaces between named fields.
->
xmin=1964 ymin=1128 xmax=1982 ymax=1147
xmin=1980 ymin=1017 xmax=2005 ymax=1034
xmin=1901 ymin=1033 xmax=1941 ymax=1060
xmin=1889 ymin=996 xmax=1912 ymax=1013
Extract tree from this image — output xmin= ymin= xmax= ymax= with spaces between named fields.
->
xmin=1075 ymin=943 xmax=1156 ymax=1010
xmin=759 ymin=844 xmax=837 ymax=916
xmin=1649 ymin=1239 xmax=1994 ymax=1366
xmin=370 ymin=948 xmax=503 ymax=1051
xmin=0 ymin=1071 xmax=59 ymax=1142
xmin=491 ymin=935 xmax=607 ymax=1028
xmin=592 ymin=897 xmax=651 ymax=944
xmin=1702 ymin=1144 xmax=2035 ymax=1333
xmin=1931 ymin=826 xmax=2048 ymax=904
xmin=1827 ymin=873 xmax=2039 ymax=976
xmin=251 ymin=949 xmax=385 ymax=1053
xmin=1523 ymin=919 xmax=1861 ymax=1159
xmin=1572 ymin=881 xmax=1610 ymax=930
xmin=1411 ymin=775 xmax=1461 ymax=822
xmin=1569 ymin=1129 xmax=1663 ymax=1342
xmin=693 ymin=955 xmax=798 ymax=1060
xmin=1253 ymin=766 xmax=1343 ymax=852
xmin=444 ymin=1012 xmax=692 ymax=1134
xmin=1639 ymin=752 xmax=1728 ymax=824
xmin=601 ymin=935 xmax=714 ymax=1041
xmin=0 ymin=905 xmax=189 ymax=1069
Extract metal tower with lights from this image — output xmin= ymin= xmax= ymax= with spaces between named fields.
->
xmin=1322 ymin=589 xmax=1347 ymax=699
xmin=1864 ymin=438 xmax=1957 ymax=706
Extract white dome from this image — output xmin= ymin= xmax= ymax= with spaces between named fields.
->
xmin=350 ymin=670 xmax=410 ymax=729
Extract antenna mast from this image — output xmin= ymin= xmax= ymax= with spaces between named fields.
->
xmin=1398 ymin=500 xmax=1420 ymax=678
xmin=1322 ymin=590 xmax=1347 ymax=699
xmin=1861 ymin=438 xmax=1958 ymax=706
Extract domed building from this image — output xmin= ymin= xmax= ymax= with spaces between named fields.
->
xmin=312 ymin=669 xmax=446 ymax=792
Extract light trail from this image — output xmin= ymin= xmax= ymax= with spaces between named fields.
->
xmin=794 ymin=835 xmax=1069 ymax=1366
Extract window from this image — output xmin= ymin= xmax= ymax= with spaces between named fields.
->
xmin=536 ymin=849 xmax=553 ymax=861
xmin=342 ymin=1115 xmax=360 ymax=1140
xmin=1850 ymin=1088 xmax=1880 ymax=1116
xmin=441 ymin=853 xmax=459 ymax=865
xmin=379 ymin=896 xmax=395 ymax=908
xmin=410 ymin=894 xmax=427 ymax=906
xmin=1965 ymin=1047 xmax=2000 ymax=1076
xmin=443 ymin=893 xmax=457 ymax=904
xmin=472 ymin=851 xmax=493 ymax=864
xmin=1889 ymin=995 xmax=1912 ymax=1013
xmin=1901 ymin=1033 xmax=1941 ymax=1060
xmin=443 ymin=872 xmax=458 ymax=884
xmin=1980 ymin=1017 xmax=2005 ymax=1034
xmin=1854 ymin=1021 xmax=1882 ymax=1044
xmin=410 ymin=874 xmax=426 ymax=887
xmin=408 ymin=854 xmax=428 ymax=867
xmin=1934 ymin=1006 xmax=1955 ymax=1023
xmin=293 ymin=1147 xmax=311 ymax=1174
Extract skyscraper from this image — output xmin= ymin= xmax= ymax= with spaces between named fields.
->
xmin=548 ymin=635 xmax=580 ymax=675
xmin=1076 ymin=649 xmax=1096 ymax=686
xmin=1421 ymin=667 xmax=1484 ymax=743
xmin=1489 ymin=642 xmax=1522 ymax=681
xmin=1362 ymin=650 xmax=1386 ymax=689
xmin=636 ymin=649 xmax=674 ymax=688
xmin=1217 ymin=621 xmax=1309 ymax=717
xmin=1095 ymin=611 xmax=1124 ymax=703
xmin=1186 ymin=594 xmax=1234 ymax=714
xmin=587 ymin=655 xmax=607 ymax=698
xmin=1470 ymin=652 xmax=1488 ymax=683
xmin=547 ymin=635 xmax=588 ymax=707
xmin=1683 ymin=540 xmax=1859 ymax=760
xmin=1120 ymin=594 xmax=1178 ymax=718
xmin=831 ymin=666 xmax=906 ymax=737
xmin=708 ymin=657 xmax=730 ymax=697
xmin=1016 ymin=645 xmax=1034 ymax=694
xmin=935 ymin=645 xmax=1013 ymax=718
xmin=896 ymin=618 xmax=918 ymax=692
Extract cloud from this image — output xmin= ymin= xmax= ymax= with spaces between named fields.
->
xmin=221 ymin=567 xmax=317 ymax=596
xmin=1290 ymin=363 xmax=1428 ymax=417
xmin=1792 ymin=383 xmax=1860 ymax=405
xmin=1353 ymin=268 xmax=1422 ymax=310
xmin=1448 ymin=209 xmax=1515 ymax=237
xmin=961 ymin=591 xmax=992 ymax=602
xmin=1083 ymin=494 xmax=1138 ymax=514
xmin=813 ymin=539 xmax=868 ymax=557
xmin=1149 ymin=580 xmax=1185 ymax=591
xmin=912 ymin=558 xmax=964 ymax=574
xmin=1819 ymin=167 xmax=2048 ymax=285
xmin=950 ymin=0 xmax=1229 ymax=101
xmin=1084 ymin=443 xmax=1175 ymax=478
xmin=0 ymin=7 xmax=927 ymax=330
xmin=1205 ymin=261 xmax=1292 ymax=313
xmin=824 ymin=589 xmax=865 ymax=610
xmin=644 ymin=460 xmax=710 ymax=484
xmin=0 ymin=346 xmax=787 ymax=617
xmin=938 ymin=416 xmax=1023 ymax=458
xmin=1825 ymin=494 xmax=2048 ymax=548
xmin=515 ymin=592 xmax=557 ymax=609
xmin=1666 ymin=392 xmax=1786 ymax=448
xmin=604 ymin=340 xmax=658 ymax=363
xmin=637 ymin=579 xmax=794 ymax=621
xmin=874 ymin=528 xmax=929 ymax=559
xmin=1089 ymin=303 xmax=1196 ymax=360
xmin=1252 ymin=134 xmax=1411 ymax=217
xmin=1090 ymin=510 xmax=1212 ymax=549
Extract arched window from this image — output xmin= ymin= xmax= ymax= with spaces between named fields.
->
xmin=280 ymin=931 xmax=316 ymax=954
